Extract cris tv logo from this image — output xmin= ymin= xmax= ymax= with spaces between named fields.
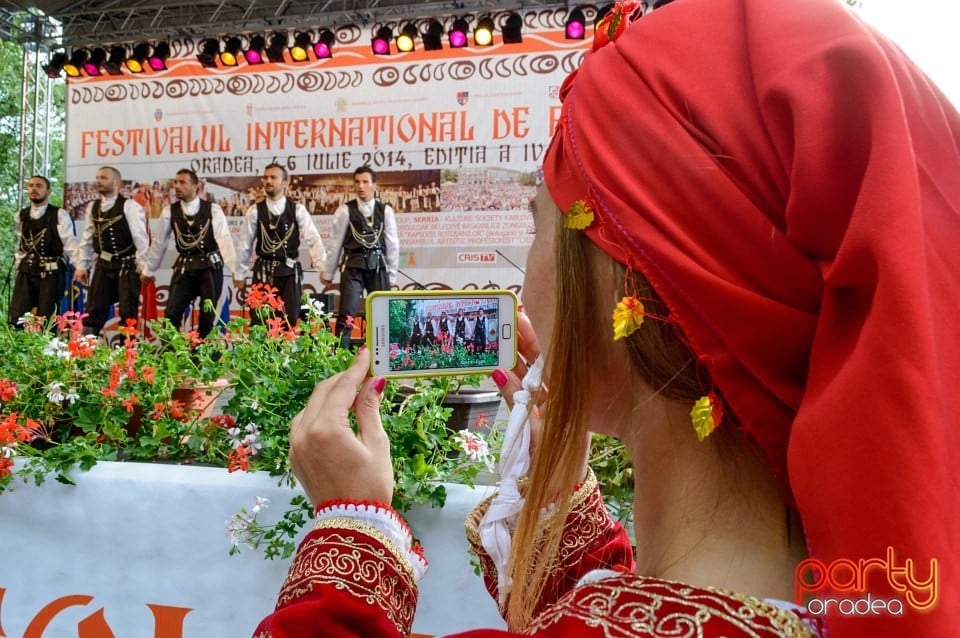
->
xmin=794 ymin=547 xmax=938 ymax=617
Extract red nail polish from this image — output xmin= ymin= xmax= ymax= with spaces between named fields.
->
xmin=491 ymin=369 xmax=508 ymax=389
xmin=373 ymin=377 xmax=386 ymax=394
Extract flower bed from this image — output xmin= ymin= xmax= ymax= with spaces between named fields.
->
xmin=0 ymin=285 xmax=495 ymax=558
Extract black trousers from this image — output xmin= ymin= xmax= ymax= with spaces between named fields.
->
xmin=251 ymin=267 xmax=302 ymax=327
xmin=83 ymin=260 xmax=141 ymax=335
xmin=337 ymin=266 xmax=389 ymax=349
xmin=8 ymin=268 xmax=66 ymax=327
xmin=165 ymin=266 xmax=224 ymax=337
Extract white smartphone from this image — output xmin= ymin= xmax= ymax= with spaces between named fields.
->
xmin=366 ymin=289 xmax=519 ymax=378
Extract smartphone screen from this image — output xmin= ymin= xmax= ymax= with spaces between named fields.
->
xmin=366 ymin=290 xmax=518 ymax=378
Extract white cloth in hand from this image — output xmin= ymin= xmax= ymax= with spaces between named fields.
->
xmin=478 ymin=356 xmax=544 ymax=604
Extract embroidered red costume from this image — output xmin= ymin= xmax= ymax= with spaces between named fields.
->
xmin=257 ymin=0 xmax=959 ymax=633
xmin=254 ymin=472 xmax=818 ymax=637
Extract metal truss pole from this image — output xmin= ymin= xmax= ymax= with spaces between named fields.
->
xmin=18 ymin=45 xmax=54 ymax=211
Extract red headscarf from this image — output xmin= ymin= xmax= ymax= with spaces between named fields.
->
xmin=543 ymin=0 xmax=959 ymax=634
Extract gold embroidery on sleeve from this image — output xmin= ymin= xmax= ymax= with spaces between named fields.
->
xmin=278 ymin=519 xmax=418 ymax=636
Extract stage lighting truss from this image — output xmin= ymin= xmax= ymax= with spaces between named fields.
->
xmin=220 ymin=37 xmax=243 ymax=66
xmin=314 ymin=29 xmax=335 ymax=59
xmin=372 ymin=26 xmax=393 ymax=55
xmin=396 ymin=23 xmax=418 ymax=52
xmin=474 ymin=16 xmax=494 ymax=47
xmin=565 ymin=7 xmax=586 ymax=40
xmin=449 ymin=17 xmax=469 ymax=48
xmin=62 ymin=10 xmax=556 ymax=78
xmin=290 ymin=31 xmax=313 ymax=61
xmin=502 ymin=12 xmax=523 ymax=44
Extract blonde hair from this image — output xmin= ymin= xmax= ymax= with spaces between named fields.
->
xmin=503 ymin=217 xmax=706 ymax=629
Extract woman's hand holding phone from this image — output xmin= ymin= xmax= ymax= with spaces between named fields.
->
xmin=288 ymin=347 xmax=394 ymax=508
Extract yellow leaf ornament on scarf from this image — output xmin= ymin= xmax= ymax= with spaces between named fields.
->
xmin=691 ymin=394 xmax=721 ymax=441
xmin=612 ymin=296 xmax=644 ymax=340
xmin=563 ymin=199 xmax=595 ymax=230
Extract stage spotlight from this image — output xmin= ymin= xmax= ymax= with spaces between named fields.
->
xmin=474 ymin=17 xmax=494 ymax=47
xmin=371 ymin=26 xmax=393 ymax=55
xmin=423 ymin=20 xmax=443 ymax=50
xmin=595 ymin=4 xmax=614 ymax=30
xmin=62 ymin=49 xmax=88 ymax=77
xmin=148 ymin=42 xmax=170 ymax=70
xmin=565 ymin=8 xmax=586 ymax=39
xmin=502 ymin=12 xmax=523 ymax=44
xmin=290 ymin=32 xmax=313 ymax=61
xmin=105 ymin=45 xmax=126 ymax=75
xmin=396 ymin=23 xmax=418 ymax=52
xmin=197 ymin=38 xmax=220 ymax=68
xmin=84 ymin=48 xmax=107 ymax=76
xmin=245 ymin=35 xmax=266 ymax=64
xmin=42 ymin=51 xmax=67 ymax=78
xmin=127 ymin=42 xmax=152 ymax=73
xmin=266 ymin=32 xmax=288 ymax=63
xmin=314 ymin=29 xmax=335 ymax=59
xmin=449 ymin=18 xmax=468 ymax=48
xmin=220 ymin=37 xmax=243 ymax=66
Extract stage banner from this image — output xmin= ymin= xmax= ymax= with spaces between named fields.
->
xmin=0 ymin=461 xmax=504 ymax=637
xmin=63 ymin=18 xmax=589 ymax=328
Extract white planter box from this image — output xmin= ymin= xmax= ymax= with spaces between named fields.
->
xmin=0 ymin=461 xmax=505 ymax=637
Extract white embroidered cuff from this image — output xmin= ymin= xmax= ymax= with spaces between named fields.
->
xmin=315 ymin=502 xmax=428 ymax=582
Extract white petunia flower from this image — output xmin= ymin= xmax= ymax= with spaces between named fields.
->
xmin=242 ymin=423 xmax=262 ymax=455
xmin=301 ymin=298 xmax=325 ymax=317
xmin=42 ymin=338 xmax=70 ymax=359
xmin=46 ymin=381 xmax=65 ymax=403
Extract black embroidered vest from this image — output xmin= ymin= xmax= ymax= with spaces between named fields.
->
xmin=253 ymin=199 xmax=300 ymax=279
xmin=255 ymin=200 xmax=299 ymax=260
xmin=342 ymin=199 xmax=386 ymax=270
xmin=172 ymin=200 xmax=221 ymax=271
xmin=18 ymin=205 xmax=64 ymax=273
xmin=92 ymin=196 xmax=134 ymax=259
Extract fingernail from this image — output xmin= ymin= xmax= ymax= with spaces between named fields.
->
xmin=358 ymin=345 xmax=367 ymax=353
xmin=373 ymin=377 xmax=386 ymax=395
xmin=491 ymin=369 xmax=508 ymax=389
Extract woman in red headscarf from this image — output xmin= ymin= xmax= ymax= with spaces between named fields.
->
xmin=254 ymin=0 xmax=959 ymax=636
